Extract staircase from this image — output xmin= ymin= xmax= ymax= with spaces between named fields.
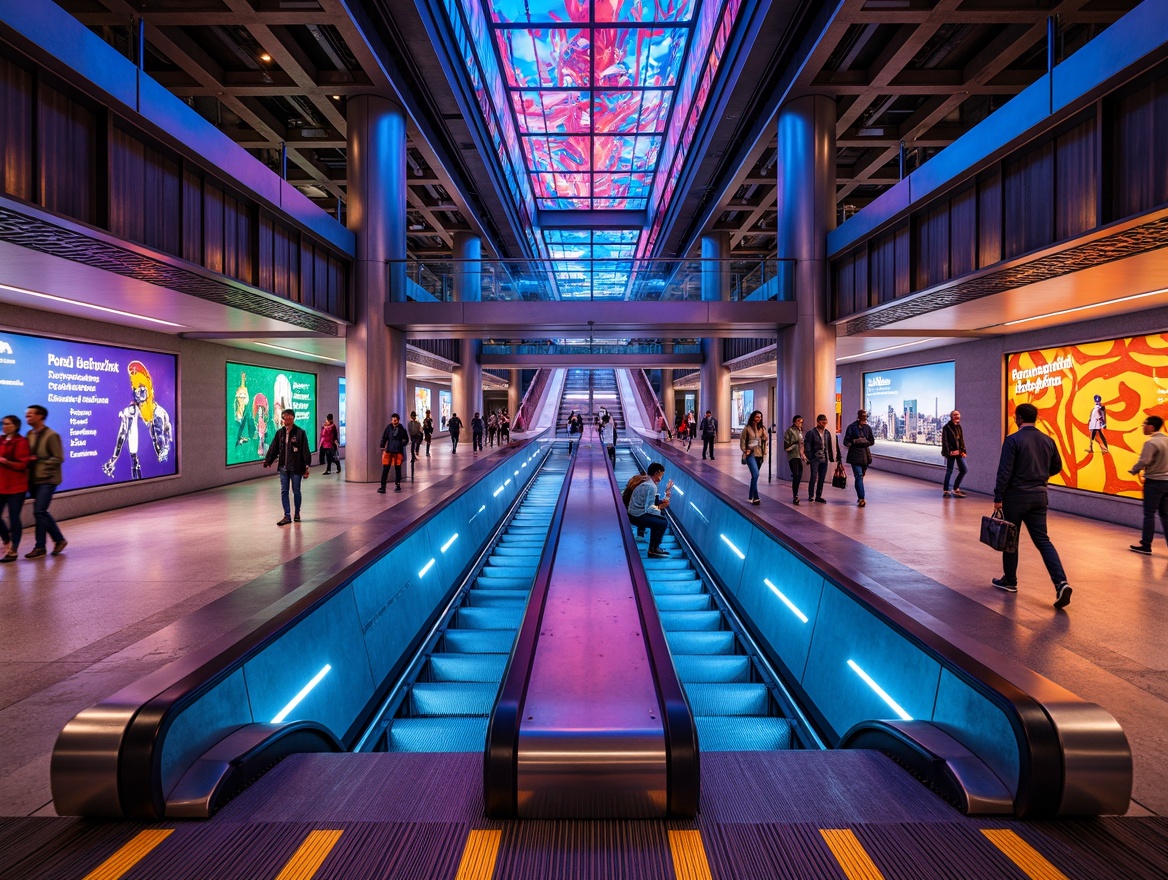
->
xmin=613 ymin=448 xmax=796 ymax=752
xmin=382 ymin=448 xmax=570 ymax=752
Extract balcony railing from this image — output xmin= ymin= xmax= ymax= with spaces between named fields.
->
xmin=392 ymin=258 xmax=793 ymax=303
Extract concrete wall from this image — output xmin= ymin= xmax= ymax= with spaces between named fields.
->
xmin=838 ymin=305 xmax=1168 ymax=530
xmin=2 ymin=303 xmax=343 ymax=524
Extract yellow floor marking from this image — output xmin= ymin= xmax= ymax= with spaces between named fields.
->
xmin=982 ymin=829 xmax=1071 ymax=880
xmin=81 ymin=829 xmax=174 ymax=880
xmin=273 ymin=829 xmax=344 ymax=880
xmin=668 ymin=829 xmax=713 ymax=880
xmin=453 ymin=829 xmax=502 ymax=880
xmin=820 ymin=828 xmax=886 ymax=880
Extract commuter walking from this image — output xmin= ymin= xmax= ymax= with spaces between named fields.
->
xmin=992 ymin=403 xmax=1072 ymax=608
xmin=1087 ymin=395 xmax=1110 ymax=454
xmin=499 ymin=412 xmax=510 ymax=443
xmin=783 ymin=415 xmax=806 ymax=505
xmin=471 ymin=412 xmax=484 ymax=453
xmin=23 ymin=405 xmax=67 ymax=556
xmin=803 ymin=414 xmax=834 ymax=503
xmin=0 ymin=414 xmax=31 ymax=562
xmin=263 ymin=408 xmax=311 ymax=526
xmin=1128 ymin=414 xmax=1168 ymax=555
xmin=942 ymin=410 xmax=967 ymax=497
xmin=319 ymin=413 xmax=340 ymax=474
xmin=447 ymin=412 xmax=463 ymax=454
xmin=687 ymin=411 xmax=697 ymax=447
xmin=379 ymin=413 xmax=410 ymax=493
xmin=407 ymin=411 xmax=423 ymax=462
xmin=739 ymin=410 xmax=768 ymax=505
xmin=700 ymin=410 xmax=718 ymax=460
xmin=423 ymin=409 xmax=434 ymax=457
xmin=488 ymin=411 xmax=498 ymax=447
xmin=627 ymin=462 xmax=674 ymax=558
xmin=655 ymin=413 xmax=671 ymax=443
xmin=567 ymin=411 xmax=583 ymax=452
xmin=843 ymin=409 xmax=876 ymax=507
xmin=599 ymin=413 xmax=617 ymax=465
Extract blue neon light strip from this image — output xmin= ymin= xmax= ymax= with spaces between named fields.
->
xmin=419 ymin=558 xmax=436 ymax=577
xmin=720 ymin=534 xmax=744 ymax=560
xmin=689 ymin=501 xmax=707 ymax=522
xmin=847 ymin=659 xmax=912 ymax=721
xmin=272 ymin=664 xmax=332 ymax=723
xmin=494 ymin=486 xmax=505 ymax=497
xmin=764 ymin=578 xmax=808 ymax=623
xmin=671 ymin=485 xmax=684 ymax=495
xmin=470 ymin=504 xmax=487 ymax=522
xmin=441 ymin=533 xmax=459 ymax=553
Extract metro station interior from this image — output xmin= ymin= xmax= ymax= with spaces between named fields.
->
xmin=2 ymin=0 xmax=1168 ymax=877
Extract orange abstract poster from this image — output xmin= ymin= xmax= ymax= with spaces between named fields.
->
xmin=1006 ymin=333 xmax=1168 ymax=497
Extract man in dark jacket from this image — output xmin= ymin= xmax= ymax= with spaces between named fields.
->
xmin=379 ymin=413 xmax=410 ymax=493
xmin=447 ymin=412 xmax=463 ymax=454
xmin=699 ymin=410 xmax=718 ymax=460
xmin=992 ymin=402 xmax=1071 ymax=608
xmin=471 ymin=412 xmax=485 ymax=453
xmin=803 ymin=414 xmax=834 ymax=503
xmin=263 ymin=408 xmax=311 ymax=525
xmin=941 ymin=410 xmax=967 ymax=497
xmin=843 ymin=409 xmax=875 ymax=507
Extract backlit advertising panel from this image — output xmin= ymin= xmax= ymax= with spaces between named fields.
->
xmin=0 ymin=329 xmax=177 ymax=491
xmin=732 ymin=389 xmax=754 ymax=430
xmin=1006 ymin=334 xmax=1168 ymax=498
xmin=863 ymin=362 xmax=955 ymax=464
xmin=227 ymin=361 xmax=316 ymax=465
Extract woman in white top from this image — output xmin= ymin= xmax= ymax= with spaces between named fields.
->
xmin=739 ymin=410 xmax=768 ymax=505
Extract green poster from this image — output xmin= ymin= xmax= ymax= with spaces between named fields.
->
xmin=226 ymin=361 xmax=317 ymax=465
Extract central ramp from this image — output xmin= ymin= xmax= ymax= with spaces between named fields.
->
xmin=515 ymin=442 xmax=667 ymax=818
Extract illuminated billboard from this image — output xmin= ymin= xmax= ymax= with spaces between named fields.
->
xmin=0 ymin=329 xmax=177 ymax=491
xmin=863 ymin=362 xmax=955 ymax=464
xmin=732 ymin=389 xmax=755 ymax=431
xmin=1006 ymin=333 xmax=1168 ymax=497
xmin=227 ymin=362 xmax=317 ymax=465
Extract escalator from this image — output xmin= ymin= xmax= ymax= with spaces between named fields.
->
xmin=361 ymin=447 xmax=571 ymax=753
xmin=613 ymin=447 xmax=816 ymax=752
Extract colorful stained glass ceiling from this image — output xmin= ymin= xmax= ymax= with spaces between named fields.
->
xmin=445 ymin=0 xmax=744 ymax=255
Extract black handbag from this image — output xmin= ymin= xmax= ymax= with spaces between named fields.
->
xmin=980 ymin=509 xmax=1019 ymax=552
xmin=830 ymin=437 xmax=847 ymax=489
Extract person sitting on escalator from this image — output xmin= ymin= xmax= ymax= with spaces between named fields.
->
xmin=627 ymin=462 xmax=673 ymax=558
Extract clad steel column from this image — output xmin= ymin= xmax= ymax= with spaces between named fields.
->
xmin=775 ymin=95 xmax=837 ymax=470
xmin=452 ymin=232 xmax=483 ymax=424
xmin=508 ymin=369 xmax=521 ymax=421
xmin=346 ymin=95 xmax=408 ymax=482
xmin=661 ymin=368 xmax=675 ymax=434
xmin=700 ymin=232 xmax=731 ymax=442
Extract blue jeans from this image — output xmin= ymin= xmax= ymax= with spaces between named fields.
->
xmin=30 ymin=483 xmax=64 ymax=548
xmin=1002 ymin=493 xmax=1066 ymax=585
xmin=809 ymin=459 xmax=828 ymax=500
xmin=0 ymin=493 xmax=24 ymax=551
xmin=279 ymin=469 xmax=303 ymax=517
xmin=745 ymin=454 xmax=761 ymax=500
xmin=1140 ymin=479 xmax=1168 ymax=548
xmin=851 ymin=464 xmax=867 ymax=500
xmin=944 ymin=456 xmax=967 ymax=491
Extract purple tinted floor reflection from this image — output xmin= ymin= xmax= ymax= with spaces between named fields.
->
xmin=0 ymin=445 xmax=489 ymax=817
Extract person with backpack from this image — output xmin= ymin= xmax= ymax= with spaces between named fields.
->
xmin=447 ymin=412 xmax=463 ymax=454
xmin=626 ymin=462 xmax=674 ymax=558
xmin=783 ymin=415 xmax=807 ymax=505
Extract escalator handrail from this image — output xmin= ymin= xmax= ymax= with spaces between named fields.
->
xmin=483 ymin=441 xmax=579 ymax=817
xmin=602 ymin=447 xmax=700 ymax=816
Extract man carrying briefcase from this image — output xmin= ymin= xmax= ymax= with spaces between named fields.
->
xmin=991 ymin=402 xmax=1072 ymax=609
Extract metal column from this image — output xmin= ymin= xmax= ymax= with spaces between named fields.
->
xmin=700 ymin=232 xmax=731 ymax=443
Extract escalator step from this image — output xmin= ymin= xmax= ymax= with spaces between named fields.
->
xmin=388 ymin=717 xmax=487 ymax=752
xmin=443 ymin=629 xmax=517 ymax=653
xmin=650 ymin=579 xmax=705 ymax=595
xmin=475 ymin=576 xmax=532 ymax=590
xmin=646 ymin=569 xmax=702 ymax=583
xmin=491 ymin=545 xmax=544 ymax=558
xmin=487 ymin=558 xmax=538 ymax=571
xmin=658 ymin=610 xmax=723 ymax=631
xmin=654 ymin=594 xmax=713 ymax=613
xmin=685 ymin=683 xmax=770 ymax=716
xmin=696 ymin=716 xmax=794 ymax=751
xmin=427 ymin=653 xmax=508 ymax=682
xmin=641 ymin=557 xmax=689 ymax=571
xmin=456 ymin=606 xmax=525 ymax=630
xmin=465 ymin=590 xmax=529 ymax=607
xmin=410 ymin=682 xmax=498 ymax=716
xmin=673 ymin=654 xmax=751 ymax=683
xmin=665 ymin=631 xmax=736 ymax=655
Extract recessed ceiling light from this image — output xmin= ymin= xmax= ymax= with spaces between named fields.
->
xmin=836 ymin=339 xmax=938 ymax=361
xmin=0 ymin=283 xmax=183 ymax=327
xmin=259 ymin=52 xmax=272 ymax=63
xmin=254 ymin=341 xmax=343 ymax=363
xmin=977 ymin=287 xmax=1168 ymax=329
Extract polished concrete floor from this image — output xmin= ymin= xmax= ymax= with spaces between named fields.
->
xmin=0 ymin=434 xmax=1165 ymax=822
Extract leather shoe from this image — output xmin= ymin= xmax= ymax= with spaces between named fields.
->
xmin=1130 ymin=544 xmax=1152 ymax=555
xmin=276 ymin=516 xmax=292 ymax=526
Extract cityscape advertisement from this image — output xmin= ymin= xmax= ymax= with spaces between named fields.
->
xmin=1006 ymin=333 xmax=1168 ymax=498
xmin=862 ymin=362 xmax=955 ymax=464
xmin=226 ymin=361 xmax=316 ymax=465
xmin=338 ymin=377 xmax=346 ymax=447
xmin=439 ymin=389 xmax=452 ymax=429
xmin=0 ymin=329 xmax=177 ymax=490
xmin=732 ymin=389 xmax=754 ymax=430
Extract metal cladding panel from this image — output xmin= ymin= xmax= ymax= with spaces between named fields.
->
xmin=697 ymin=501 xmax=750 ymax=587
xmin=933 ymin=667 xmax=1021 ymax=795
xmin=242 ymin=589 xmax=375 ymax=742
xmin=158 ymin=669 xmax=251 ymax=799
xmin=733 ymin=537 xmax=824 ymax=683
xmin=800 ymin=587 xmax=943 ymax=743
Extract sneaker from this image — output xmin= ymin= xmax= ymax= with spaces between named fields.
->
xmin=992 ymin=577 xmax=1018 ymax=593
xmin=636 ymin=529 xmax=646 ymax=539
xmin=1 ymin=550 xmax=17 ymax=563
xmin=1054 ymin=583 xmax=1073 ymax=609
xmin=943 ymin=490 xmax=952 ymax=497
xmin=815 ymin=498 xmax=827 ymax=504
xmin=24 ymin=546 xmax=46 ymax=559
xmin=377 ymin=487 xmax=386 ymax=494
xmin=395 ymin=485 xmax=402 ymax=492
xmin=323 ymin=470 xmax=332 ymax=475
xmin=751 ymin=499 xmax=761 ymax=505
xmin=1130 ymin=544 xmax=1152 ymax=555
xmin=647 ymin=548 xmax=670 ymax=558
xmin=51 ymin=538 xmax=68 ymax=555
xmin=952 ymin=489 xmax=966 ymax=498
xmin=858 ymin=499 xmax=866 ymax=507
xmin=276 ymin=516 xmax=292 ymax=526
xmin=792 ymin=497 xmax=800 ymax=505
xmin=293 ymin=513 xmax=300 ymax=522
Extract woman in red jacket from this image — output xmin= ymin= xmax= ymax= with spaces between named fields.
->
xmin=0 ymin=414 xmax=32 ymax=562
